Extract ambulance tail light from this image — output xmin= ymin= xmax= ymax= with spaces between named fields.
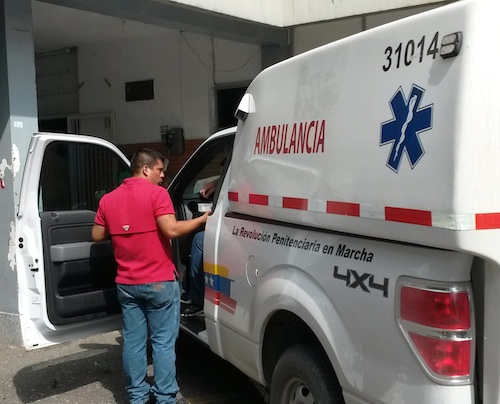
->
xmin=396 ymin=278 xmax=474 ymax=385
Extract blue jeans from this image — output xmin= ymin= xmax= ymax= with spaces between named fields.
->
xmin=189 ymin=231 xmax=205 ymax=307
xmin=117 ymin=282 xmax=180 ymax=404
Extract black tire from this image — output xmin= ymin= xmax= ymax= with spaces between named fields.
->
xmin=270 ymin=343 xmax=344 ymax=404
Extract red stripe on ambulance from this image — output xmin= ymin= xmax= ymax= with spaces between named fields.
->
xmin=326 ymin=201 xmax=360 ymax=217
xmin=283 ymin=197 xmax=308 ymax=210
xmin=249 ymin=194 xmax=269 ymax=206
xmin=228 ymin=191 xmax=239 ymax=202
xmin=228 ymin=191 xmax=500 ymax=230
xmin=475 ymin=213 xmax=500 ymax=230
xmin=385 ymin=207 xmax=432 ymax=226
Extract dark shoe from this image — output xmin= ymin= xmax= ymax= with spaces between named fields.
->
xmin=181 ymin=303 xmax=203 ymax=317
xmin=180 ymin=292 xmax=191 ymax=304
xmin=148 ymin=394 xmax=189 ymax=404
xmin=176 ymin=391 xmax=190 ymax=404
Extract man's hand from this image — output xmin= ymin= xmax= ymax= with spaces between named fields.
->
xmin=200 ymin=180 xmax=217 ymax=199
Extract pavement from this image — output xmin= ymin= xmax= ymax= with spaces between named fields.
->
xmin=0 ymin=330 xmax=128 ymax=403
xmin=0 ymin=330 xmax=266 ymax=404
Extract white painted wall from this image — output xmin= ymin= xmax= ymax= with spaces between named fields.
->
xmin=76 ymin=3 xmax=444 ymax=145
xmin=293 ymin=4 xmax=441 ymax=55
xmin=165 ymin=0 xmax=450 ymax=26
xmin=294 ymin=16 xmax=363 ymax=56
xmin=77 ymin=31 xmax=261 ymax=143
xmin=364 ymin=4 xmax=440 ymax=28
xmin=283 ymin=0 xmax=449 ymax=25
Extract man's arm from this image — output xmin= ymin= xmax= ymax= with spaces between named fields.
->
xmin=92 ymin=224 xmax=109 ymax=241
xmin=156 ymin=212 xmax=209 ymax=239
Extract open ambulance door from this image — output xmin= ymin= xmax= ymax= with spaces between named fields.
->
xmin=16 ymin=133 xmax=129 ymax=349
xmin=168 ymin=128 xmax=235 ymax=343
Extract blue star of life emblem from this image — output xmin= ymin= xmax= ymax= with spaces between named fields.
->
xmin=380 ymin=84 xmax=433 ymax=172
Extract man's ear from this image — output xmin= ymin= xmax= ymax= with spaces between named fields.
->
xmin=142 ymin=165 xmax=150 ymax=177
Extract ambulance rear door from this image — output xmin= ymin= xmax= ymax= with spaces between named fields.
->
xmin=16 ymin=132 xmax=129 ymax=349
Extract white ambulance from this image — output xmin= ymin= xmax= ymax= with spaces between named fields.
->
xmin=14 ymin=0 xmax=500 ymax=402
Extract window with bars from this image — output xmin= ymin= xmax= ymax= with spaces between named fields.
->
xmin=36 ymin=48 xmax=79 ymax=119
xmin=39 ymin=141 xmax=129 ymax=212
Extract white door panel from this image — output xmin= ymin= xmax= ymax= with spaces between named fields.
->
xmin=16 ymin=133 xmax=128 ymax=349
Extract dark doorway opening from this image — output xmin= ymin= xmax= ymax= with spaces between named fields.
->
xmin=216 ymin=85 xmax=248 ymax=130
xmin=39 ymin=117 xmax=67 ymax=133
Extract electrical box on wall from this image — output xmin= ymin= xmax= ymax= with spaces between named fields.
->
xmin=165 ymin=127 xmax=184 ymax=155
xmin=160 ymin=125 xmax=169 ymax=142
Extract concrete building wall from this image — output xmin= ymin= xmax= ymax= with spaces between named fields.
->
xmin=293 ymin=4 xmax=441 ymax=55
xmin=0 ymin=0 xmax=39 ymax=345
xmin=77 ymin=31 xmax=261 ymax=144
xmin=74 ymin=3 xmax=444 ymax=145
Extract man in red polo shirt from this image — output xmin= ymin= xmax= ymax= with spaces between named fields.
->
xmin=92 ymin=148 xmax=207 ymax=404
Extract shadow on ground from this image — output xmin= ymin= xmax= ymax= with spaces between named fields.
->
xmin=176 ymin=334 xmax=266 ymax=404
xmin=13 ymin=338 xmax=127 ymax=403
xmin=12 ymin=332 xmax=265 ymax=404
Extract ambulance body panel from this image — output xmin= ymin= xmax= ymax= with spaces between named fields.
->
xmin=229 ymin=0 xmax=499 ymax=259
xmin=209 ymin=211 xmax=474 ymax=402
xmin=196 ymin=0 xmax=491 ymax=402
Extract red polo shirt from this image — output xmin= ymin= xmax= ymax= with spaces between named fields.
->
xmin=94 ymin=177 xmax=176 ymax=284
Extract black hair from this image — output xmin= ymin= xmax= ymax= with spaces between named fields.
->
xmin=130 ymin=148 xmax=165 ymax=175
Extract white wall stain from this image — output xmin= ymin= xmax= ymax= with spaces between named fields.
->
xmin=11 ymin=144 xmax=20 ymax=177
xmin=8 ymin=222 xmax=16 ymax=271
xmin=0 ymin=158 xmax=11 ymax=178
xmin=0 ymin=144 xmax=19 ymax=186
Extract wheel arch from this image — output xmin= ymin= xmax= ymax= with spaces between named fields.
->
xmin=253 ymin=268 xmax=351 ymax=393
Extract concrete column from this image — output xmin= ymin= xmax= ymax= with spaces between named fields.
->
xmin=261 ymin=33 xmax=292 ymax=69
xmin=0 ymin=0 xmax=38 ymax=345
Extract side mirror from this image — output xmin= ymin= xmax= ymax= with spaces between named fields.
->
xmin=166 ymin=127 xmax=185 ymax=155
xmin=235 ymin=93 xmax=255 ymax=122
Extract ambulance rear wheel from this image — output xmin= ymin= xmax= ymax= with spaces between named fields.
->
xmin=270 ymin=343 xmax=343 ymax=404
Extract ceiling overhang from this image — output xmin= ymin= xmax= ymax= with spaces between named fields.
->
xmin=36 ymin=0 xmax=290 ymax=47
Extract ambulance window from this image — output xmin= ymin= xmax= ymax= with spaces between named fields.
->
xmin=168 ymin=134 xmax=234 ymax=219
xmin=39 ymin=141 xmax=128 ymax=212
xmin=183 ymin=139 xmax=232 ymax=201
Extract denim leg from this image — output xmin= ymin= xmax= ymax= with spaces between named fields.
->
xmin=117 ymin=284 xmax=150 ymax=404
xmin=147 ymin=282 xmax=180 ymax=404
xmin=188 ymin=231 xmax=205 ymax=307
